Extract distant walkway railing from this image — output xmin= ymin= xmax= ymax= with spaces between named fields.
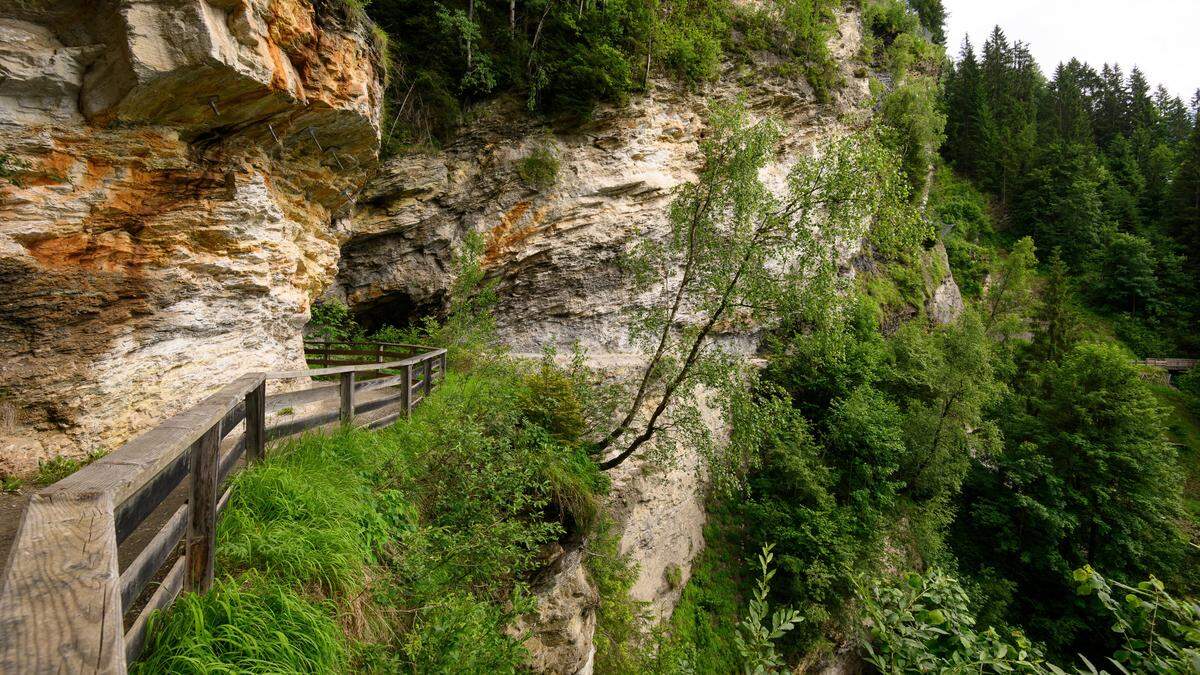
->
xmin=0 ymin=342 xmax=446 ymax=673
xmin=1137 ymin=358 xmax=1197 ymax=372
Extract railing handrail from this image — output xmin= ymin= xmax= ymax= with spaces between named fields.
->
xmin=1136 ymin=357 xmax=1197 ymax=370
xmin=0 ymin=342 xmax=447 ymax=673
xmin=273 ymin=348 xmax=447 ymax=378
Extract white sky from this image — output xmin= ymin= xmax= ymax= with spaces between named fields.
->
xmin=944 ymin=0 xmax=1200 ymax=102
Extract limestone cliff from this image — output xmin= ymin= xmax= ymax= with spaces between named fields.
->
xmin=334 ymin=11 xmax=875 ymax=353
xmin=0 ymin=0 xmax=383 ymax=475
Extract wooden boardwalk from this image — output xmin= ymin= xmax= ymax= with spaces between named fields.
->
xmin=0 ymin=341 xmax=446 ymax=673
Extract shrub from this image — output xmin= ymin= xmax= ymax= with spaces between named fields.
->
xmin=516 ymin=145 xmax=560 ymax=190
xmin=308 ymin=299 xmax=364 ymax=344
xmin=1179 ymin=367 xmax=1200 ymax=400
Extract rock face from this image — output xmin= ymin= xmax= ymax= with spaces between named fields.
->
xmin=0 ymin=0 xmax=383 ymax=476
xmin=513 ymin=547 xmax=601 ymax=675
xmin=335 ymin=11 xmax=873 ymax=353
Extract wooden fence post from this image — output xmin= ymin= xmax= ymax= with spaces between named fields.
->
xmin=402 ymin=364 xmax=413 ymax=418
xmin=245 ymin=380 xmax=265 ymax=464
xmin=340 ymin=371 xmax=355 ymax=425
xmin=423 ymin=357 xmax=433 ymax=396
xmin=376 ymin=344 xmax=384 ymax=364
xmin=440 ymin=353 xmax=448 ymax=382
xmin=187 ymin=423 xmax=220 ymax=592
xmin=323 ymin=337 xmax=330 ymax=368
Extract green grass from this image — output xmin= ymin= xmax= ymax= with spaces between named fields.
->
xmin=1149 ymin=383 xmax=1200 ymax=521
xmin=135 ymin=360 xmax=607 ymax=672
xmin=135 ymin=574 xmax=348 ymax=673
xmin=33 ymin=449 xmax=106 ymax=486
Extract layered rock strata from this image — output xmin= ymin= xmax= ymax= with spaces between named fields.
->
xmin=0 ymin=0 xmax=383 ymax=475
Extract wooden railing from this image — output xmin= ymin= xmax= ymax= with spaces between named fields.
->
xmin=0 ymin=342 xmax=446 ymax=673
xmin=1137 ymin=357 xmax=1197 ymax=372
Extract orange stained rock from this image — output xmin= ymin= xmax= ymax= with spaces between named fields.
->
xmin=485 ymin=201 xmax=552 ymax=265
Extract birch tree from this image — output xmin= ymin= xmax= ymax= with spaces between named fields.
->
xmin=593 ymin=101 xmax=923 ymax=470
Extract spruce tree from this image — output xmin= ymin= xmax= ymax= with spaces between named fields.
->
xmin=1170 ymin=113 xmax=1200 ymax=271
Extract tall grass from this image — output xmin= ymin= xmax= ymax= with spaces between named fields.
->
xmin=135 ymin=360 xmax=606 ymax=672
xmin=134 ymin=574 xmax=347 ymax=673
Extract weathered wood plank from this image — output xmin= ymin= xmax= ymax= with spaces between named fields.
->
xmin=402 ymin=364 xmax=413 ymax=419
xmin=216 ymin=486 xmax=232 ymax=517
xmin=218 ymin=401 xmax=246 ymax=439
xmin=367 ymin=411 xmax=404 ymax=430
xmin=114 ymin=449 xmax=189 ymax=544
xmin=340 ymin=372 xmax=355 ymax=426
xmin=270 ymin=356 xmax=427 ymax=379
xmin=265 ymin=383 xmax=338 ymax=412
xmin=186 ymin=425 xmax=220 ymax=593
xmin=119 ymin=503 xmax=187 ymax=610
xmin=0 ymin=491 xmax=125 ymax=674
xmin=305 ymin=348 xmax=413 ymax=359
xmin=123 ymin=555 xmax=185 ymax=666
xmin=245 ymin=381 xmax=265 ymax=465
xmin=355 ymin=372 xmax=409 ymax=393
xmin=355 ymin=391 xmax=404 ymax=416
xmin=217 ymin=432 xmax=246 ymax=487
xmin=265 ymin=409 xmax=341 ymax=441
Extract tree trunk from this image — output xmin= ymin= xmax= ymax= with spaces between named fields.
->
xmin=467 ymin=0 xmax=475 ymax=68
xmin=528 ymin=1 xmax=555 ymax=75
xmin=600 ymin=219 xmax=768 ymax=471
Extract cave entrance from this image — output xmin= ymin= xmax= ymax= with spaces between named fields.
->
xmin=354 ymin=291 xmax=446 ymax=334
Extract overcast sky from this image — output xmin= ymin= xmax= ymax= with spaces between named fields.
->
xmin=944 ymin=0 xmax=1200 ymax=102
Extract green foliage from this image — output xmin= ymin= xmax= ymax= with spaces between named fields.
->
xmin=860 ymin=0 xmax=941 ymax=80
xmin=953 ymin=341 xmax=1188 ymax=657
xmin=133 ymin=574 xmax=347 ymax=674
xmin=2 ymin=475 xmax=23 ymax=493
xmin=217 ymin=431 xmax=385 ymax=594
xmin=878 ymin=78 xmax=946 ymax=197
xmin=734 ymin=544 xmax=802 ymax=674
xmin=653 ymin=0 xmax=731 ymax=86
xmin=856 ymin=568 xmax=1053 ymax=674
xmin=1179 ymin=367 xmax=1200 ymax=401
xmin=942 ymin=27 xmax=1200 ymax=355
xmin=906 ymin=0 xmax=945 ymax=45
xmin=516 ymin=144 xmax=560 ymax=189
xmin=0 ymin=153 xmax=26 ymax=186
xmin=369 ymin=0 xmax=846 ymax=147
xmin=308 ymin=299 xmax=365 ymax=344
xmin=857 ymin=567 xmax=1200 ymax=674
xmin=1090 ymin=231 xmax=1160 ymax=315
xmin=1074 ymin=567 xmax=1200 ymax=673
xmin=587 ymin=516 xmax=651 ymax=674
xmin=746 ymin=0 xmax=841 ymax=102
xmin=598 ymin=100 xmax=920 ymax=471
xmin=656 ymin=508 xmax=748 ymax=674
